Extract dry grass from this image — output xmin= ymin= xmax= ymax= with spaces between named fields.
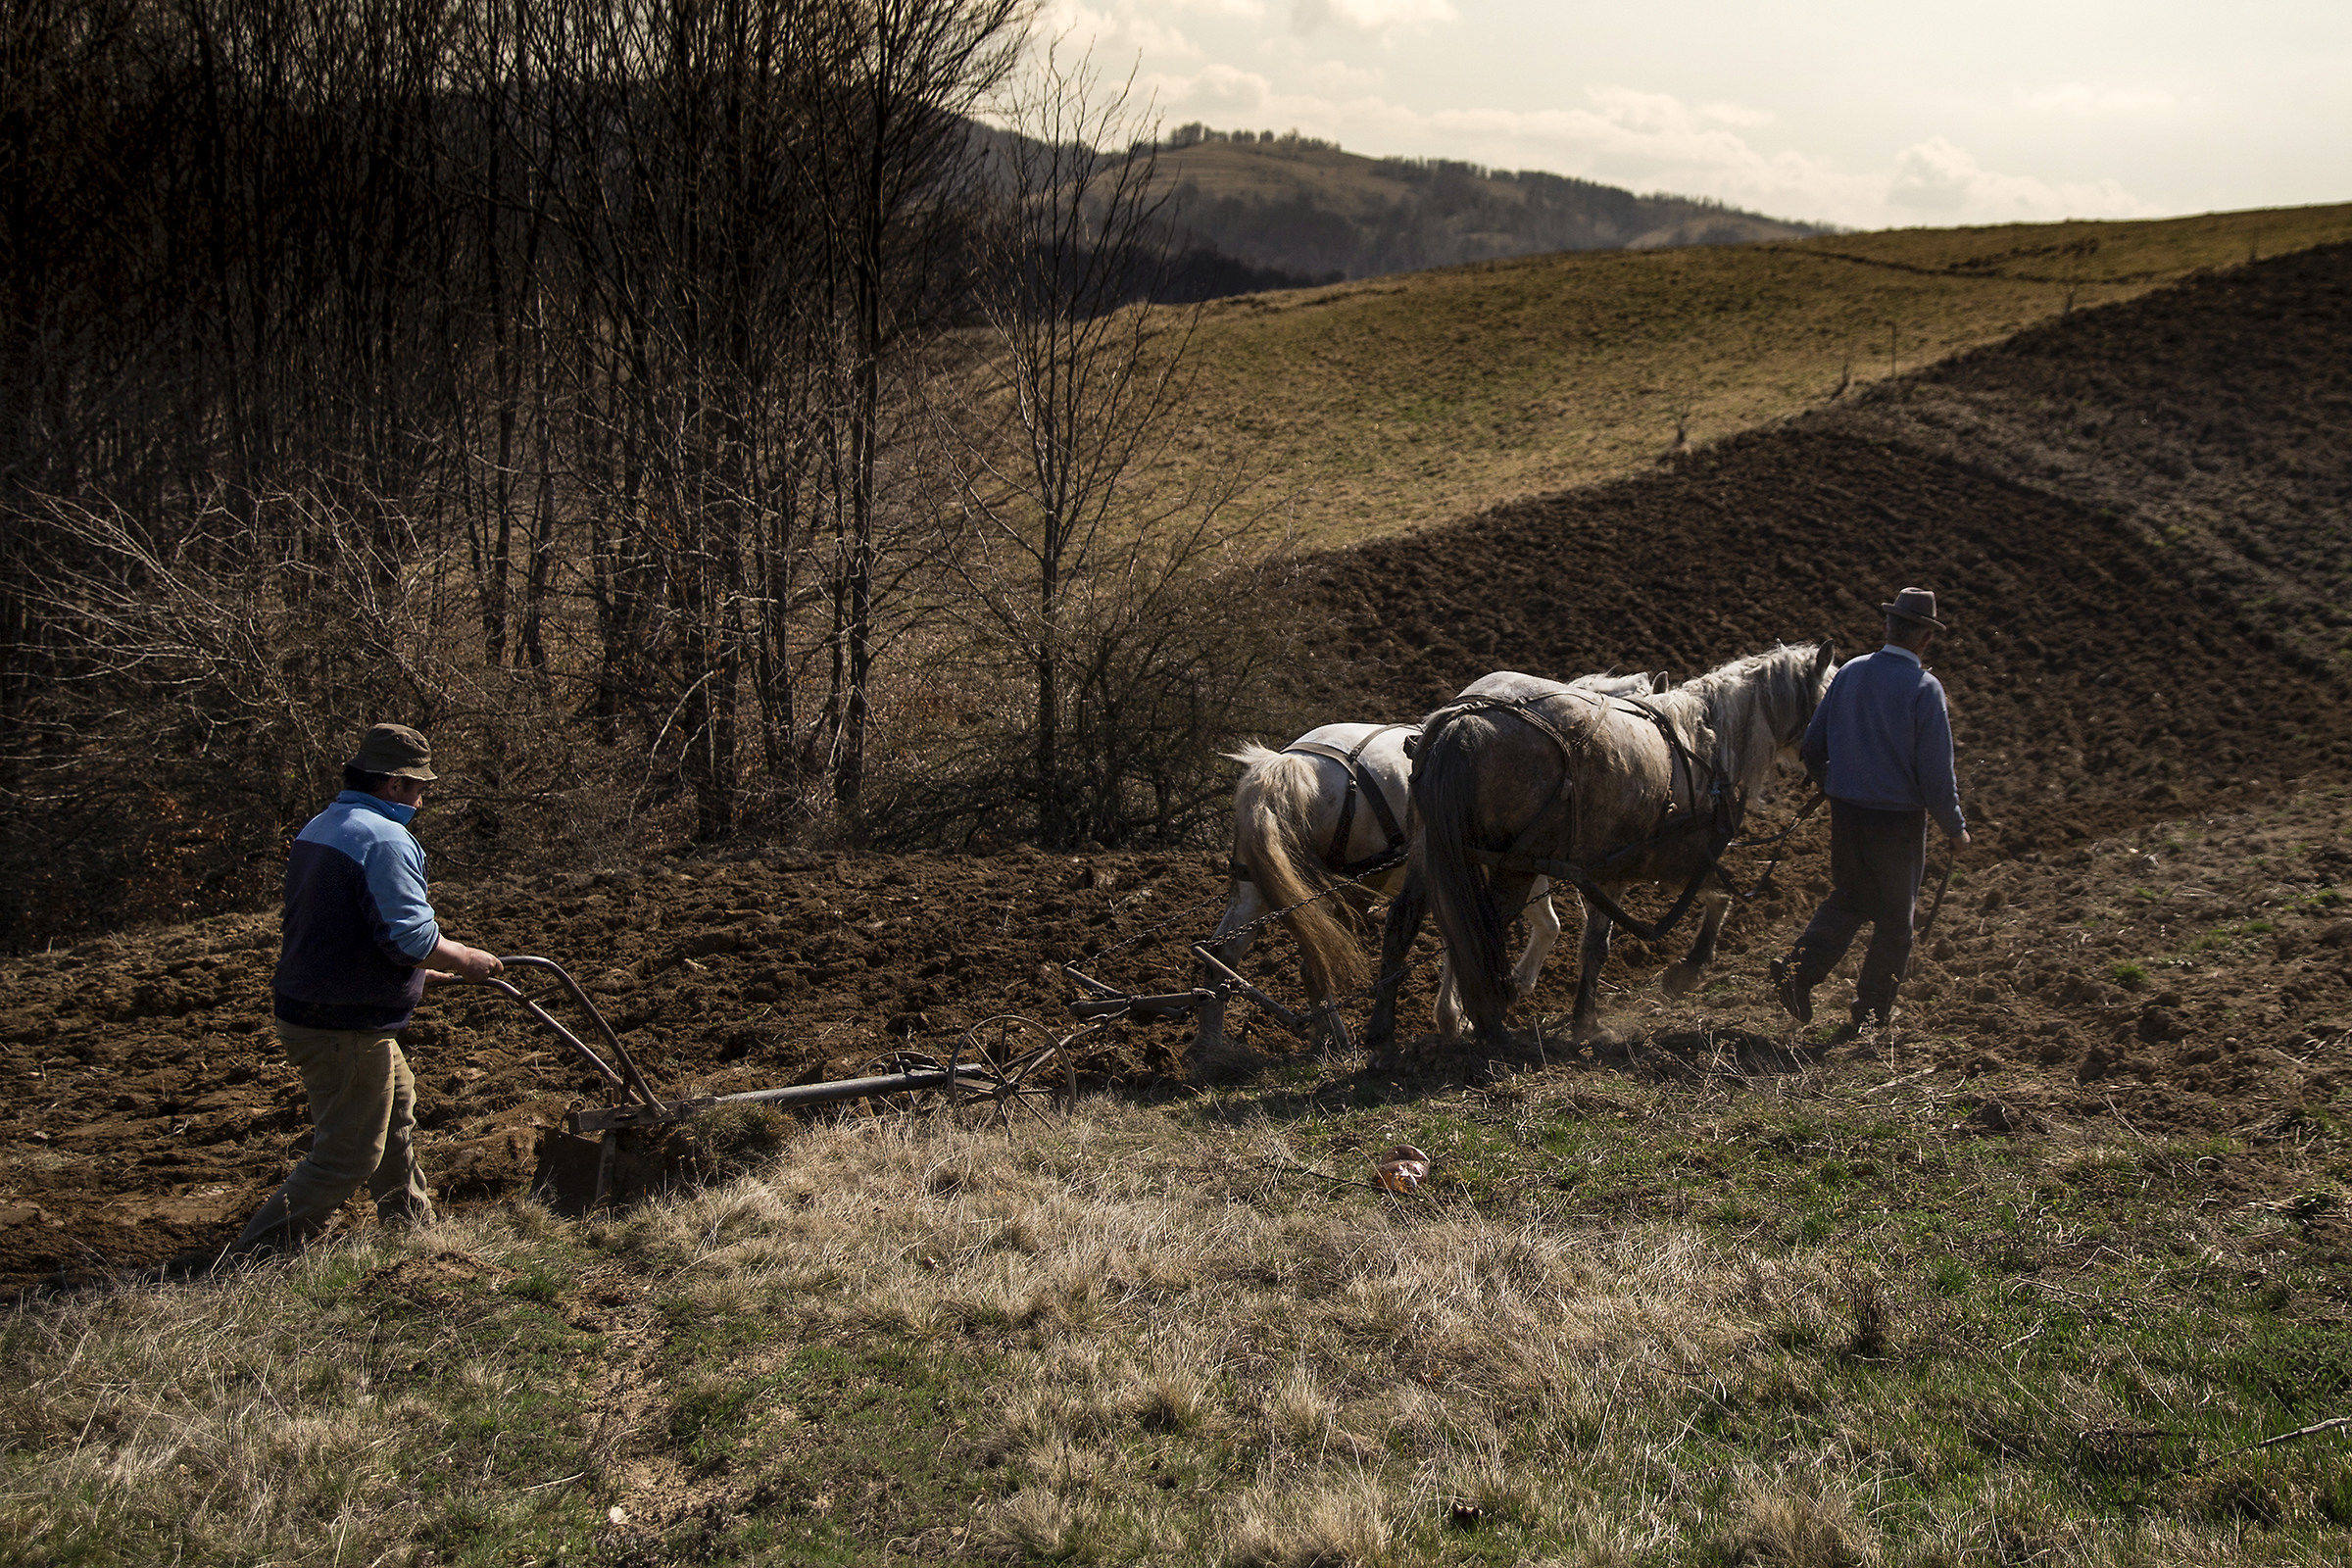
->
xmin=1155 ymin=203 xmax=2352 ymax=549
xmin=0 ymin=1219 xmax=589 ymax=1564
xmin=5 ymin=1089 xmax=2348 ymax=1563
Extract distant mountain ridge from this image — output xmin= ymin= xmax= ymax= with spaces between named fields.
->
xmin=1150 ymin=125 xmax=1832 ymax=283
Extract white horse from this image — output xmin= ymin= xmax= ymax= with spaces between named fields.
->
xmin=1193 ymin=670 xmax=1670 ymax=1069
xmin=1365 ymin=643 xmax=1833 ymax=1055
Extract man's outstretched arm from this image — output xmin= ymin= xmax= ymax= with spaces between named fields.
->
xmin=421 ymin=936 xmax=503 ymax=982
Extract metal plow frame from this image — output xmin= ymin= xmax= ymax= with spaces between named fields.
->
xmin=1061 ymin=943 xmax=1320 ymax=1038
xmin=478 ymin=958 xmax=1078 ymax=1213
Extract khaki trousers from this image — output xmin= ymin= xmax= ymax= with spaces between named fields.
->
xmin=231 ymin=1020 xmax=433 ymax=1253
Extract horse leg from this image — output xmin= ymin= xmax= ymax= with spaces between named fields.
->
xmin=1190 ymin=882 xmax=1266 ymax=1072
xmin=1435 ymin=956 xmax=1465 ymax=1044
xmin=1660 ymin=890 xmax=1733 ymax=999
xmin=1510 ymin=877 xmax=1561 ymax=1001
xmin=1362 ymin=865 xmax=1428 ymax=1069
xmin=1571 ymin=903 xmax=1613 ymax=1040
xmin=1470 ymin=868 xmax=1542 ymax=1049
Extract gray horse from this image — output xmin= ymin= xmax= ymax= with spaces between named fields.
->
xmin=1195 ymin=672 xmax=1668 ymax=1072
xmin=1363 ymin=642 xmax=1834 ymax=1057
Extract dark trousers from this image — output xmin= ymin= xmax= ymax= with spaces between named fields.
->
xmin=1789 ymin=801 xmax=1927 ymax=1021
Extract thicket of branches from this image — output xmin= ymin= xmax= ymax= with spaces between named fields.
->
xmin=0 ymin=0 xmax=1298 ymax=948
xmin=892 ymin=55 xmax=1302 ymax=852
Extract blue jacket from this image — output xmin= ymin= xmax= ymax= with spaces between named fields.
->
xmin=1799 ymin=646 xmax=1967 ymax=840
xmin=272 ymin=791 xmax=442 ymax=1030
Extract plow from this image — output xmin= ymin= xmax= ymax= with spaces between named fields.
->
xmin=475 ymin=957 xmax=1079 ymax=1213
xmin=482 ymin=922 xmax=1328 ymax=1213
xmin=484 ymin=771 xmax=1815 ymax=1214
xmin=1061 ymin=942 xmax=1330 ymax=1042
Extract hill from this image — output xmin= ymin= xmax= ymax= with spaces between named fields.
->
xmin=1306 ymin=241 xmax=2352 ymax=814
xmin=1162 ymin=202 xmax=2352 ymax=549
xmin=1152 ymin=126 xmax=1825 ymax=281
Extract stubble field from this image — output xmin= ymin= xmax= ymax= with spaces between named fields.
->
xmin=1173 ymin=202 xmax=2352 ymax=550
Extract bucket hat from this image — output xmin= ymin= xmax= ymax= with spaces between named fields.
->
xmin=1879 ymin=587 xmax=1945 ymax=629
xmin=348 ymin=723 xmax=437 ymax=781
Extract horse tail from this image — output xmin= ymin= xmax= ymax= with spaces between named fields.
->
xmin=1233 ymin=751 xmax=1369 ymax=1000
xmin=1414 ymin=716 xmax=1514 ymax=1033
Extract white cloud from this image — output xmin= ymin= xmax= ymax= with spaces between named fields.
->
xmin=1289 ymin=0 xmax=1455 ymax=38
xmin=1152 ymin=61 xmax=1276 ymax=114
xmin=1696 ymin=100 xmax=1775 ymax=129
xmin=1036 ymin=0 xmax=1202 ymax=60
xmin=1887 ymin=135 xmax=2158 ymax=220
xmin=2015 ymin=82 xmax=2179 ymax=117
xmin=1302 ymin=58 xmax=1385 ymax=94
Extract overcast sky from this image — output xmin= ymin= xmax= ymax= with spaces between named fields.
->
xmin=1030 ymin=0 xmax=2352 ymax=230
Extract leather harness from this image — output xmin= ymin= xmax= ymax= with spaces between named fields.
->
xmin=1231 ymin=725 xmax=1414 ymax=884
xmin=1415 ymin=688 xmax=1744 ymax=943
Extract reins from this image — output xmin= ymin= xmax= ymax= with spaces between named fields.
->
xmin=1914 ymin=847 xmax=1959 ymax=947
xmin=1719 ymin=788 xmax=1826 ymax=903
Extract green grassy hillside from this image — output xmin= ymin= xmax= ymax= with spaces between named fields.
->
xmin=1162 ymin=203 xmax=2352 ymax=550
xmin=15 ymin=1048 xmax=2348 ymax=1564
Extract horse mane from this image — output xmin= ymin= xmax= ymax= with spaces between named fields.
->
xmin=1649 ymin=642 xmax=1829 ymax=798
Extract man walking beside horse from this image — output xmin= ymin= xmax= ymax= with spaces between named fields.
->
xmin=1772 ymin=588 xmax=1969 ymax=1034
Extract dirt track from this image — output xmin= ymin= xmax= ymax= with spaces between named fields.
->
xmin=5 ymin=245 xmax=2350 ymax=1293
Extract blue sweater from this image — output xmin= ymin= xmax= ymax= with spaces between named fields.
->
xmin=272 ymin=791 xmax=443 ymax=1030
xmin=1799 ymin=646 xmax=1967 ymax=840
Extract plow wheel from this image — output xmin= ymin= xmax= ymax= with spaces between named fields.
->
xmin=954 ymin=1015 xmax=1080 ymax=1130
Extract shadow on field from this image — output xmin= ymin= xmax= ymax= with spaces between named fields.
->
xmin=1212 ymin=1020 xmax=1830 ymax=1124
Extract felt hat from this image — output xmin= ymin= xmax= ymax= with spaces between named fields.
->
xmin=1879 ymin=587 xmax=1945 ymax=629
xmin=349 ymin=723 xmax=437 ymax=781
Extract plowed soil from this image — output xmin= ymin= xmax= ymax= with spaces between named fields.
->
xmin=6 ymin=246 xmax=2350 ymax=1293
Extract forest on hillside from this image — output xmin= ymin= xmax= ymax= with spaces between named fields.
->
xmin=0 ymin=2 xmax=1295 ymax=949
xmin=1153 ymin=124 xmax=1830 ymax=280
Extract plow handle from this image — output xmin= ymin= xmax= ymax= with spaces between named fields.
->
xmin=470 ymin=956 xmax=666 ymax=1110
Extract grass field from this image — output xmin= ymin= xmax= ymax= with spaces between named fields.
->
xmin=10 ymin=205 xmax=2352 ymax=1568
xmin=1165 ymin=203 xmax=2352 ymax=549
xmin=8 ymin=1063 xmax=2347 ymax=1566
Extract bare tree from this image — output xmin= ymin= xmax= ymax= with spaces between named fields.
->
xmin=0 ymin=0 xmax=1078 ymax=934
xmin=802 ymin=0 xmax=1024 ymax=811
xmin=917 ymin=51 xmax=1291 ymax=848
